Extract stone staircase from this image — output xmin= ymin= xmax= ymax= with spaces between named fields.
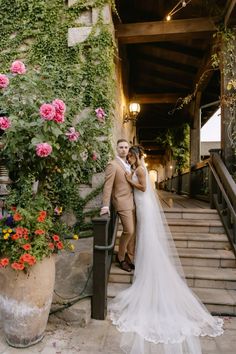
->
xmin=108 ymin=209 xmax=236 ymax=315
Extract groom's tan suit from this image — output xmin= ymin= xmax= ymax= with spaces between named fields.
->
xmin=102 ymin=158 xmax=135 ymax=262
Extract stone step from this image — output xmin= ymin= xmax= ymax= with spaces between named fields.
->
xmin=178 ymin=248 xmax=236 ymax=268
xmin=109 ymin=264 xmax=236 ymax=290
xmin=113 ymin=246 xmax=236 ymax=268
xmin=118 ymin=219 xmax=225 ymax=234
xmin=107 ymin=283 xmax=236 ymax=315
xmin=164 ymin=209 xmax=220 ymax=221
xmin=116 ymin=231 xmax=230 ymax=250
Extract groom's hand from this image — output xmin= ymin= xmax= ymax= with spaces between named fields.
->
xmin=100 ymin=206 xmax=110 ymax=216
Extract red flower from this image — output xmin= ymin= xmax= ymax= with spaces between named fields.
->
xmin=13 ymin=212 xmax=22 ymax=221
xmin=19 ymin=253 xmax=36 ymax=266
xmin=35 ymin=229 xmax=45 ymax=235
xmin=1 ymin=258 xmax=9 ymax=267
xmin=22 ymin=243 xmax=31 ymax=251
xmin=12 ymin=233 xmax=20 ymax=240
xmin=11 ymin=262 xmax=25 ymax=271
xmin=56 ymin=241 xmax=63 ymax=249
xmin=37 ymin=211 xmax=47 ymax=222
xmin=48 ymin=242 xmax=54 ymax=250
xmin=53 ymin=234 xmax=60 ymax=242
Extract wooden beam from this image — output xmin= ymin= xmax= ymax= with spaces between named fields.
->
xmin=116 ymin=18 xmax=216 ymax=44
xmin=130 ymin=93 xmax=180 ymax=104
xmin=224 ymin=0 xmax=236 ymax=26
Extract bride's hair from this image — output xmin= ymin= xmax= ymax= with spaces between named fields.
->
xmin=129 ymin=145 xmax=145 ymax=159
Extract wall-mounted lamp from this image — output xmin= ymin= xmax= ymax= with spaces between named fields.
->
xmin=123 ymin=103 xmax=141 ymax=125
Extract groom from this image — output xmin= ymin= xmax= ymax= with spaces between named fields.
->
xmin=100 ymin=139 xmax=135 ymax=272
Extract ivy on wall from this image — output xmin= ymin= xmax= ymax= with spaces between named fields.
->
xmin=0 ymin=0 xmax=115 ymax=232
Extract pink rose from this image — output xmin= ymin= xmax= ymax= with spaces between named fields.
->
xmin=39 ymin=103 xmax=56 ymax=121
xmin=92 ymin=152 xmax=98 ymax=161
xmin=36 ymin=143 xmax=52 ymax=157
xmin=95 ymin=107 xmax=106 ymax=122
xmin=10 ymin=60 xmax=26 ymax=75
xmin=65 ymin=127 xmax=80 ymax=141
xmin=0 ymin=74 xmax=9 ymax=88
xmin=0 ymin=116 xmax=11 ymax=130
xmin=53 ymin=111 xmax=65 ymax=123
xmin=52 ymin=99 xmax=66 ymax=113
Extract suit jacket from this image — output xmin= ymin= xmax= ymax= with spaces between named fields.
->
xmin=102 ymin=158 xmax=134 ymax=211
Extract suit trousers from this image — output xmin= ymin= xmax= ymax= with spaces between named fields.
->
xmin=117 ymin=209 xmax=136 ymax=262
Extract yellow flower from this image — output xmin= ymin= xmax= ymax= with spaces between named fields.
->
xmin=3 ymin=234 xmax=9 ymax=240
xmin=7 ymin=229 xmax=12 ymax=233
xmin=73 ymin=234 xmax=79 ymax=240
xmin=69 ymin=243 xmax=75 ymax=251
xmin=2 ymin=229 xmax=8 ymax=233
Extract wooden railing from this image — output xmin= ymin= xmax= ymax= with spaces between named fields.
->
xmin=91 ymin=206 xmax=118 ymax=320
xmin=208 ymin=150 xmax=236 ymax=254
xmin=159 ymin=149 xmax=236 ymax=253
xmin=160 ymin=160 xmax=210 ymax=201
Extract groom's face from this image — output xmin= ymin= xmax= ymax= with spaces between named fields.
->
xmin=116 ymin=142 xmax=129 ymax=158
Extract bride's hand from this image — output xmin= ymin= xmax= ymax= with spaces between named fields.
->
xmin=125 ymin=172 xmax=132 ymax=182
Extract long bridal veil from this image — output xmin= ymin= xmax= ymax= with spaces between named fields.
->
xmin=109 ymin=163 xmax=224 ymax=354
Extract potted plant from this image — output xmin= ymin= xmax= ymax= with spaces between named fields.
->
xmin=0 ymin=193 xmax=69 ymax=347
xmin=0 ymin=61 xmax=77 ymax=347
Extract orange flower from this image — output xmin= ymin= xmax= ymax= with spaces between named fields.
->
xmin=56 ymin=241 xmax=63 ymax=249
xmin=11 ymin=262 xmax=25 ymax=271
xmin=35 ymin=229 xmax=45 ymax=235
xmin=19 ymin=253 xmax=36 ymax=266
xmin=11 ymin=233 xmax=20 ymax=241
xmin=13 ymin=212 xmax=22 ymax=221
xmin=53 ymin=234 xmax=60 ymax=242
xmin=48 ymin=242 xmax=54 ymax=250
xmin=37 ymin=211 xmax=47 ymax=222
xmin=1 ymin=258 xmax=9 ymax=267
xmin=22 ymin=243 xmax=31 ymax=251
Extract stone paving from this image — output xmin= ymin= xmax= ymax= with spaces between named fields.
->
xmin=0 ymin=315 xmax=235 ymax=354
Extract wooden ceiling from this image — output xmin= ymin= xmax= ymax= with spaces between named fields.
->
xmin=114 ymin=0 xmax=236 ymax=151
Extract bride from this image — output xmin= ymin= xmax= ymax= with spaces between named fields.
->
xmin=109 ymin=145 xmax=224 ymax=354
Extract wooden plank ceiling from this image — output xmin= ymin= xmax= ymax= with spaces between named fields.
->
xmin=114 ymin=0 xmax=236 ymax=152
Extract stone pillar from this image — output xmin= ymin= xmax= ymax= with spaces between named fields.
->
xmin=220 ymin=31 xmax=236 ymax=175
xmin=190 ymin=92 xmax=201 ymax=167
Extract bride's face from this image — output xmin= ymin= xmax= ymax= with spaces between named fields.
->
xmin=127 ymin=153 xmax=137 ymax=166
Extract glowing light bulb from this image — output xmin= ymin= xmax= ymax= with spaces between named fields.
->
xmin=182 ymin=1 xmax=186 ymax=7
xmin=170 ymin=165 xmax=173 ymax=169
xmin=166 ymin=14 xmax=171 ymax=21
xmin=144 ymin=153 xmax=147 ymax=158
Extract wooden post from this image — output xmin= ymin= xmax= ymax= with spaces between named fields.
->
xmin=91 ymin=216 xmax=109 ymax=320
xmin=209 ymin=149 xmax=221 ymax=209
xmin=189 ymin=92 xmax=201 ymax=196
xmin=220 ymin=30 xmax=236 ymax=174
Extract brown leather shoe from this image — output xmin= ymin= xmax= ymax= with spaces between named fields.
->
xmin=125 ymin=253 xmax=135 ymax=270
xmin=116 ymin=255 xmax=132 ymax=272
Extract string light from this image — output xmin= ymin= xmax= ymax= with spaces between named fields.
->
xmin=165 ymin=0 xmax=192 ymax=21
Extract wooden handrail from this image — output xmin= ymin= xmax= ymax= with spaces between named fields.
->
xmin=209 ymin=151 xmax=236 ymax=253
xmin=91 ymin=208 xmax=118 ymax=320
xmin=211 ymin=153 xmax=236 ymax=206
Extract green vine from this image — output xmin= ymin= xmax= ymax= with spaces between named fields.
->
xmin=0 ymin=0 xmax=115 ymax=233
xmin=156 ymin=124 xmax=190 ymax=173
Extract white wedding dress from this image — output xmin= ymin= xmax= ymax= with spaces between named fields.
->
xmin=109 ymin=165 xmax=224 ymax=354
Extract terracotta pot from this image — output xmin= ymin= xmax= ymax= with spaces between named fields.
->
xmin=0 ymin=256 xmax=55 ymax=347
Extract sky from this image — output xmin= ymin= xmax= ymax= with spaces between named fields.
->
xmin=200 ymin=108 xmax=221 ymax=142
